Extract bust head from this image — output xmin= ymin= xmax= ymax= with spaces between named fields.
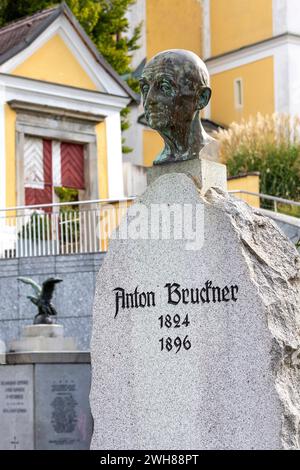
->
xmin=140 ymin=49 xmax=214 ymax=164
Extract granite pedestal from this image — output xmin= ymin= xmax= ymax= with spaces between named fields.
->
xmin=9 ymin=324 xmax=78 ymax=353
xmin=147 ymin=158 xmax=227 ymax=193
xmin=91 ymin=161 xmax=300 ymax=449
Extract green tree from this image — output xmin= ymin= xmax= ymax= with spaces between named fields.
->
xmin=0 ymin=0 xmax=141 ymax=150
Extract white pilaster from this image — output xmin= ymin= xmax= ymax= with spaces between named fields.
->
xmin=273 ymin=0 xmax=300 ymax=36
xmin=106 ymin=113 xmax=124 ymax=199
xmin=126 ymin=0 xmax=146 ymax=68
xmin=52 ymin=140 xmax=62 ymax=187
xmin=202 ymin=0 xmax=211 ymax=60
xmin=287 ymin=42 xmax=300 ymax=115
xmin=286 ymin=0 xmax=300 ymax=35
xmin=274 ymin=44 xmax=290 ymax=113
xmin=272 ymin=0 xmax=287 ymax=36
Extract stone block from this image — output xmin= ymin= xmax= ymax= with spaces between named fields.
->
xmin=9 ymin=336 xmax=77 ymax=353
xmin=23 ymin=324 xmax=64 ymax=338
xmin=147 ymin=158 xmax=227 ymax=194
xmin=35 ymin=363 xmax=92 ymax=450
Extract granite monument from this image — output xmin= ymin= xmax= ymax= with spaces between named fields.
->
xmin=90 ymin=50 xmax=300 ymax=450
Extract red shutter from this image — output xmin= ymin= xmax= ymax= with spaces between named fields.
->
xmin=61 ymin=142 xmax=85 ymax=190
xmin=25 ymin=139 xmax=53 ymax=212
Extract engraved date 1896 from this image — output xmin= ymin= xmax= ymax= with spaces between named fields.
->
xmin=159 ymin=314 xmax=191 ymax=353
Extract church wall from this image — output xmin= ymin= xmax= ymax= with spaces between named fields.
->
xmin=11 ymin=34 xmax=97 ymax=91
xmin=210 ymin=56 xmax=274 ymax=126
xmin=210 ymin=0 xmax=273 ymax=57
xmin=146 ymin=0 xmax=203 ymax=60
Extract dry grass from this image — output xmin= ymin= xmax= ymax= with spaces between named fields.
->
xmin=214 ymin=113 xmax=300 ymax=164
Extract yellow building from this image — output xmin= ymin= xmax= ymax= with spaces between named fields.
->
xmin=1 ymin=1 xmax=296 ymax=212
xmin=125 ymin=0 xmax=300 ymax=174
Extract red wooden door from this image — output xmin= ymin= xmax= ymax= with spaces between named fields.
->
xmin=24 ymin=138 xmax=85 ymax=210
xmin=61 ymin=142 xmax=85 ymax=190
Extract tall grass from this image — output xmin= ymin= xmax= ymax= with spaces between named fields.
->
xmin=214 ymin=113 xmax=300 ymax=202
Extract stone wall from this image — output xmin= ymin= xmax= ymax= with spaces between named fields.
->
xmin=0 ymin=253 xmax=105 ymax=350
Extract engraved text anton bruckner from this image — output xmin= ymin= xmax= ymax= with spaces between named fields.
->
xmin=113 ymin=281 xmax=239 ymax=318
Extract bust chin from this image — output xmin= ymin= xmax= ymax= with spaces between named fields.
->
xmin=140 ymin=49 xmax=219 ymax=166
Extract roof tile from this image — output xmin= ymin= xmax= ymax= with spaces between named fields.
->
xmin=0 ymin=7 xmax=59 ymax=56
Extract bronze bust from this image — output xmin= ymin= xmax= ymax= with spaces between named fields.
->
xmin=140 ymin=49 xmax=217 ymax=165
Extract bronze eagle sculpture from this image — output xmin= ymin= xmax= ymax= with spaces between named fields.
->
xmin=18 ymin=277 xmax=62 ymax=325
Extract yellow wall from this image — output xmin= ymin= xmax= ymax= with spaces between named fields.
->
xmin=12 ymin=34 xmax=97 ymax=90
xmin=143 ymin=129 xmax=164 ymax=167
xmin=210 ymin=0 xmax=273 ymax=56
xmin=146 ymin=0 xmax=202 ymax=59
xmin=5 ymin=105 xmax=16 ymax=209
xmin=210 ymin=57 xmax=274 ymax=126
xmin=228 ymin=173 xmax=260 ymax=207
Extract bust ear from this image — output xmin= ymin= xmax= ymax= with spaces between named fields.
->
xmin=197 ymin=87 xmax=211 ymax=110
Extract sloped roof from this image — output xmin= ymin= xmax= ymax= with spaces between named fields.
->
xmin=0 ymin=5 xmax=63 ymax=63
xmin=0 ymin=2 xmax=139 ymax=102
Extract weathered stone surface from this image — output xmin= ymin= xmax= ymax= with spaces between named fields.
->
xmin=90 ymin=173 xmax=300 ymax=450
xmin=0 ymin=277 xmax=19 ymax=319
xmin=259 ymin=207 xmax=300 ymax=247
